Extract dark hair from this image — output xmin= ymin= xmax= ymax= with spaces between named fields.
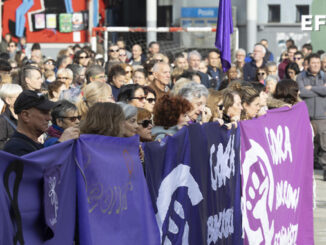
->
xmin=222 ymin=90 xmax=239 ymax=117
xmin=285 ymin=62 xmax=300 ymax=79
xmin=302 ymin=43 xmax=313 ymax=51
xmin=273 ymin=79 xmax=299 ymax=105
xmin=316 ymin=50 xmax=325 ymax=57
xmin=73 ymin=49 xmax=88 ymax=64
xmin=51 ymin=99 xmax=77 ymax=125
xmin=108 ymin=64 xmax=126 ymax=83
xmin=117 ymin=84 xmax=143 ymax=103
xmin=0 ymin=58 xmax=12 ymax=72
xmin=66 ymin=64 xmax=84 ymax=85
xmin=287 ymin=45 xmax=298 ymax=51
xmin=250 ymin=81 xmax=266 ymax=94
xmin=294 ymin=51 xmax=303 ymax=58
xmin=153 ymin=94 xmax=192 ymax=129
xmin=255 ymin=66 xmax=268 ymax=81
xmin=143 ymin=86 xmax=156 ymax=97
xmin=19 ymin=65 xmax=42 ymax=90
xmin=80 ymin=102 xmax=125 ymax=137
xmin=307 ymin=53 xmax=320 ymax=63
xmin=56 ymin=55 xmax=69 ymax=68
xmin=286 ymin=39 xmax=295 ymax=46
xmin=240 ymin=86 xmax=259 ymax=105
xmin=48 ymin=80 xmax=65 ymax=99
xmin=31 ymin=43 xmax=41 ymax=51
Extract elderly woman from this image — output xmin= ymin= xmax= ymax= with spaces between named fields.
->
xmin=0 ymin=84 xmax=22 ymax=149
xmin=117 ymin=84 xmax=146 ymax=108
xmin=137 ymin=108 xmax=153 ymax=142
xmin=178 ymin=81 xmax=211 ymax=123
xmin=77 ymin=81 xmax=115 ymax=120
xmin=56 ymin=68 xmax=74 ymax=90
xmin=152 ymin=94 xmax=192 ymax=141
xmin=265 ymin=75 xmax=278 ymax=95
xmin=117 ymin=102 xmax=139 ymax=137
xmin=44 ymin=100 xmax=80 ymax=147
xmin=80 ymin=102 xmax=125 ymax=137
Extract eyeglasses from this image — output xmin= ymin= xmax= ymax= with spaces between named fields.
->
xmin=217 ymin=104 xmax=224 ymax=110
xmin=257 ymin=72 xmax=266 ymax=76
xmin=57 ymin=76 xmax=70 ymax=80
xmin=138 ymin=119 xmax=152 ymax=128
xmin=148 ymin=71 xmax=153 ymax=75
xmin=60 ymin=116 xmax=81 ymax=122
xmin=125 ymin=70 xmax=132 ymax=74
xmin=93 ymin=74 xmax=107 ymax=80
xmin=294 ymin=57 xmax=302 ymax=61
xmin=131 ymin=96 xmax=146 ymax=101
xmin=79 ymin=56 xmax=89 ymax=59
xmin=110 ymin=49 xmax=120 ymax=52
xmin=45 ymin=61 xmax=54 ymax=65
xmin=146 ymin=98 xmax=156 ymax=104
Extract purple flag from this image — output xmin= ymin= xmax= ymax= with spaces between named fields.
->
xmin=240 ymin=102 xmax=314 ymax=244
xmin=75 ymin=134 xmax=160 ymax=245
xmin=215 ymin=0 xmax=234 ymax=72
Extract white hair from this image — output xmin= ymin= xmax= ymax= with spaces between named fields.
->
xmin=177 ymin=81 xmax=208 ymax=101
xmin=236 ymin=48 xmax=246 ymax=56
xmin=57 ymin=68 xmax=73 ymax=78
xmin=254 ymin=44 xmax=266 ymax=55
xmin=0 ymin=84 xmax=23 ymax=100
xmin=188 ymin=50 xmax=202 ymax=61
xmin=320 ymin=53 xmax=326 ymax=61
xmin=152 ymin=62 xmax=169 ymax=73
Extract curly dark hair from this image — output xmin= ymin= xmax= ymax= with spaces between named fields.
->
xmin=153 ymin=94 xmax=193 ymax=129
xmin=273 ymin=79 xmax=299 ymax=105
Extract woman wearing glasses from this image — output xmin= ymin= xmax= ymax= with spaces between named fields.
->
xmin=117 ymin=84 xmax=146 ymax=108
xmin=73 ymin=49 xmax=89 ymax=68
xmin=143 ymin=86 xmax=156 ymax=113
xmin=44 ymin=100 xmax=80 ymax=147
xmin=136 ymin=108 xmax=153 ymax=142
xmin=255 ymin=66 xmax=268 ymax=85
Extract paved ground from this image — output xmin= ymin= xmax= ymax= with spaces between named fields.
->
xmin=314 ymin=169 xmax=326 ymax=244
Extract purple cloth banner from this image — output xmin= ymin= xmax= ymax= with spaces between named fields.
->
xmin=215 ymin=0 xmax=233 ymax=72
xmin=75 ymin=134 xmax=160 ymax=245
xmin=240 ymin=102 xmax=314 ymax=245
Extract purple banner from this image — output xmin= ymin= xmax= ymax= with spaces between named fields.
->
xmin=240 ymin=102 xmax=314 ymax=245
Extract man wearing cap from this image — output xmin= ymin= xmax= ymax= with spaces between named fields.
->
xmin=4 ymin=90 xmax=80 ymax=156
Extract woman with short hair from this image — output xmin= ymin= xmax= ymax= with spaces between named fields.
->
xmin=0 ymin=84 xmax=23 ymax=149
xmin=118 ymin=84 xmax=146 ymax=108
xmin=152 ymin=94 xmax=192 ymax=141
xmin=137 ymin=108 xmax=153 ymax=142
xmin=117 ymin=102 xmax=139 ymax=137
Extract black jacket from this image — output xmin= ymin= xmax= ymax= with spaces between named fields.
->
xmin=0 ymin=107 xmax=17 ymax=149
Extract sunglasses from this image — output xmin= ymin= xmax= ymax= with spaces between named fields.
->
xmin=139 ymin=119 xmax=152 ymax=128
xmin=294 ymin=57 xmax=302 ymax=61
xmin=217 ymin=104 xmax=224 ymax=110
xmin=60 ymin=116 xmax=81 ymax=122
xmin=147 ymin=98 xmax=156 ymax=104
xmin=148 ymin=71 xmax=153 ymax=75
xmin=79 ymin=56 xmax=88 ymax=59
xmin=57 ymin=76 xmax=70 ymax=80
xmin=131 ymin=96 xmax=146 ymax=101
xmin=110 ymin=49 xmax=120 ymax=52
xmin=257 ymin=72 xmax=266 ymax=76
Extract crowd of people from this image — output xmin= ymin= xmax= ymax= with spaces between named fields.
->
xmin=0 ymin=33 xmax=325 ymax=180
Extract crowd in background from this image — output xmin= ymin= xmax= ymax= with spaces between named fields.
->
xmin=0 ymin=33 xmax=325 ymax=179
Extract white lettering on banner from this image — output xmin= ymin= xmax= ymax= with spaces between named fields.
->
xmin=274 ymin=223 xmax=298 ymax=245
xmin=242 ymin=140 xmax=275 ymax=245
xmin=210 ymin=135 xmax=235 ymax=191
xmin=48 ymin=176 xmax=59 ymax=226
xmin=198 ymin=9 xmax=214 ymax=17
xmin=207 ymin=208 xmax=234 ymax=244
xmin=265 ymin=126 xmax=292 ymax=165
xmin=276 ymin=181 xmax=300 ymax=210
xmin=155 ymin=164 xmax=203 ymax=243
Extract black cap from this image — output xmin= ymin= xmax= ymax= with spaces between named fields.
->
xmin=14 ymin=90 xmax=56 ymax=114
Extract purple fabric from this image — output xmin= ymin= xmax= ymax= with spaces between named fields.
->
xmin=240 ymin=102 xmax=314 ymax=244
xmin=75 ymin=134 xmax=160 ymax=245
xmin=215 ymin=0 xmax=234 ymax=72
xmin=0 ymin=140 xmax=76 ymax=244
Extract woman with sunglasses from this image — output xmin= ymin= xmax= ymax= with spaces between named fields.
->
xmin=44 ymin=100 xmax=80 ymax=147
xmin=73 ymin=49 xmax=89 ymax=68
xmin=137 ymin=108 xmax=153 ymax=142
xmin=120 ymin=63 xmax=133 ymax=84
xmin=206 ymin=89 xmax=224 ymax=124
xmin=117 ymin=84 xmax=146 ymax=108
xmin=143 ymin=86 xmax=156 ymax=113
xmin=152 ymin=94 xmax=192 ymax=141
xmin=255 ymin=66 xmax=268 ymax=85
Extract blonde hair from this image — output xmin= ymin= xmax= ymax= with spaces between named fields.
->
xmin=207 ymin=89 xmax=224 ymax=121
xmin=77 ymin=81 xmax=112 ymax=119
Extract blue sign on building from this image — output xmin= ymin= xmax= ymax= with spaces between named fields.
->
xmin=181 ymin=7 xmax=218 ymax=18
